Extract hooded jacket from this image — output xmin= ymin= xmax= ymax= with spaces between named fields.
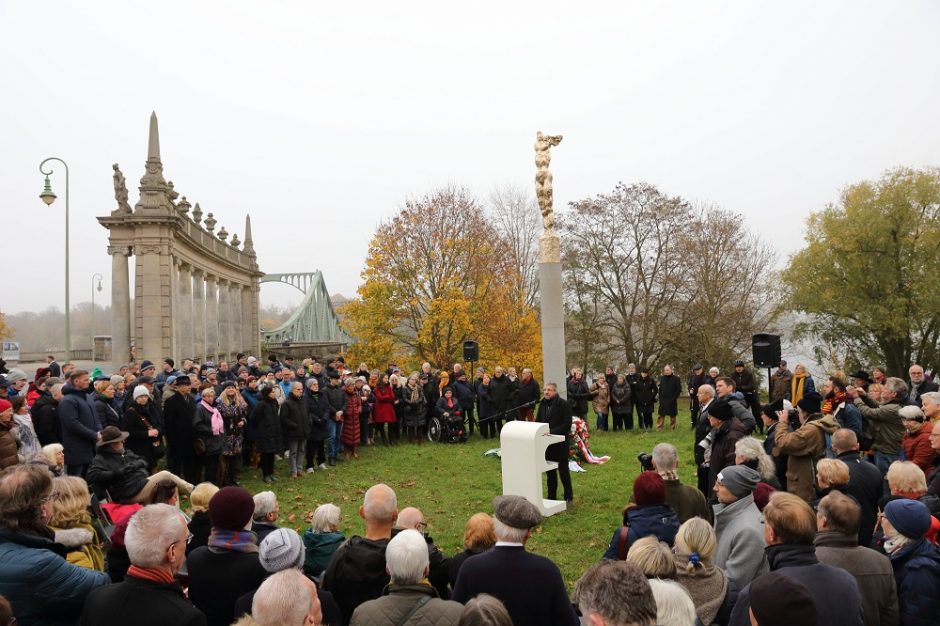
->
xmin=302 ymin=529 xmax=345 ymax=577
xmin=602 ymin=503 xmax=680 ymax=560
xmin=708 ymin=418 xmax=750 ymax=489
xmin=322 ymin=536 xmax=391 ymax=625
xmin=774 ymin=413 xmax=840 ymax=502
xmin=32 ymin=392 xmax=61 ymax=446
xmin=350 ymin=584 xmax=463 ymax=626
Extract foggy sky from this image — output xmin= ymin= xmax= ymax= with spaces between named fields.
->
xmin=2 ymin=1 xmax=939 ymax=316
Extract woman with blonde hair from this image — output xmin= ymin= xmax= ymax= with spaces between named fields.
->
xmin=42 ymin=443 xmax=65 ymax=476
xmin=673 ymin=517 xmax=728 ymax=625
xmin=449 ymin=512 xmax=497 ymax=588
xmin=218 ymin=381 xmax=248 ymax=486
xmin=790 ymin=364 xmax=815 ymax=405
xmin=626 ymin=536 xmax=677 ymax=579
xmin=186 ymin=481 xmax=220 ymax=552
xmin=48 ymin=475 xmax=106 ymax=571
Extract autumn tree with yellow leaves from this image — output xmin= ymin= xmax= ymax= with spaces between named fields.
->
xmin=341 ymin=187 xmax=542 ymax=377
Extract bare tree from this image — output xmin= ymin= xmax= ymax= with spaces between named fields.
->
xmin=488 ymin=184 xmax=541 ymax=309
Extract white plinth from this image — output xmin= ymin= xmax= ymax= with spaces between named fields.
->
xmin=500 ymin=421 xmax=567 ymax=516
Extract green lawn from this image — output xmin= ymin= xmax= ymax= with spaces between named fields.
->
xmin=238 ymin=414 xmax=699 ymax=588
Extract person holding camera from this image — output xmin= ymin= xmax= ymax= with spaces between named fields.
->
xmin=773 ymin=392 xmax=840 ymax=503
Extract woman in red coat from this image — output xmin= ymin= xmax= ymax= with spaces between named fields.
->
xmin=372 ymin=375 xmax=397 ymax=446
xmin=341 ymin=378 xmax=362 ymax=459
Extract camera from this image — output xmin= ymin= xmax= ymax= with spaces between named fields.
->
xmin=637 ymin=452 xmax=654 ymax=472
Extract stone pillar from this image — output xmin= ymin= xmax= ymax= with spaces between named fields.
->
xmin=177 ymin=263 xmax=193 ymax=363
xmin=205 ymin=275 xmax=219 ymax=362
xmin=241 ymin=285 xmax=252 ymax=356
xmin=232 ymin=284 xmax=243 ymax=355
xmin=135 ymin=244 xmax=173 ymax=363
xmin=539 ymin=232 xmax=568 ymax=400
xmin=192 ymin=269 xmax=206 ymax=362
xmin=217 ymin=279 xmax=230 ymax=363
xmin=110 ymin=247 xmax=132 ymax=371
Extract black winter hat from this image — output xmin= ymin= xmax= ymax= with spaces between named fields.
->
xmin=708 ymin=398 xmax=734 ymax=421
xmin=797 ymin=391 xmax=823 ymax=415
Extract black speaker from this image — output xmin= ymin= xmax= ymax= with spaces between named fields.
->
xmin=752 ymin=333 xmax=781 ymax=368
xmin=463 ymin=340 xmax=479 ymax=362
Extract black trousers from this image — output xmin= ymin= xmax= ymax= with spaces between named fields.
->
xmin=305 ymin=438 xmax=326 ymax=468
xmin=546 ymin=463 xmax=573 ymax=501
xmin=260 ymin=452 xmax=276 ymax=477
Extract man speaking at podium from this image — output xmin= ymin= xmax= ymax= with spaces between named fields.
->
xmin=537 ymin=382 xmax=573 ymax=504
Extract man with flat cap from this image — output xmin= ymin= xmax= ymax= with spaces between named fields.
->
xmin=452 ymin=495 xmax=578 ymax=626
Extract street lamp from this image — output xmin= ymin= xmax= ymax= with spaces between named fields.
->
xmin=91 ymin=273 xmax=103 ymax=361
xmin=39 ymin=157 xmax=70 ymax=362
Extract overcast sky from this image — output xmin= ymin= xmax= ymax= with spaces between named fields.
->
xmin=2 ymin=1 xmax=939 ymax=316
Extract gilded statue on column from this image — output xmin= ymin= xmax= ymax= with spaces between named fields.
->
xmin=534 ymin=131 xmax=563 ymax=231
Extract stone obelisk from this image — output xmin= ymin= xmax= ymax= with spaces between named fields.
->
xmin=535 ymin=131 xmax=567 ymax=399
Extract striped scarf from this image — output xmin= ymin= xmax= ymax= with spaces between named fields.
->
xmin=821 ymin=391 xmax=845 ymax=416
xmin=208 ymin=528 xmax=259 ymax=553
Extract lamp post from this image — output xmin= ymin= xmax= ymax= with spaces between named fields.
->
xmin=91 ymin=273 xmax=103 ymax=361
xmin=39 ymin=157 xmax=70 ymax=362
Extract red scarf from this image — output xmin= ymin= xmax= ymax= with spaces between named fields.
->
xmin=127 ymin=565 xmax=175 ymax=584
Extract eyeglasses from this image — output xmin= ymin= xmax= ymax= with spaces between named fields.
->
xmin=168 ymin=532 xmax=194 ymax=550
xmin=415 ymin=521 xmax=428 ymax=531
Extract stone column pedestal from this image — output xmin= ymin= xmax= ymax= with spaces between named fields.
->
xmin=539 ymin=232 xmax=567 ymax=399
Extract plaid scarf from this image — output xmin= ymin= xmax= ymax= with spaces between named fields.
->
xmin=208 ymin=528 xmax=258 ymax=553
xmin=821 ymin=391 xmax=846 ymax=416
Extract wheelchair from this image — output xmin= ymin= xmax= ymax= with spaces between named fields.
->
xmin=427 ymin=410 xmax=469 ymax=444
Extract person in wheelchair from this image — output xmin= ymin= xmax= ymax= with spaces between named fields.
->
xmin=431 ymin=387 xmax=467 ymax=443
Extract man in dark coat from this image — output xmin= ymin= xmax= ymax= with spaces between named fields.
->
xmin=731 ymin=360 xmax=761 ymax=427
xmin=728 ymin=492 xmax=863 ymax=626
xmin=688 ymin=363 xmax=710 ymax=428
xmin=81 ymin=503 xmax=206 ymax=626
xmin=304 ymin=378 xmax=331 ymax=473
xmin=537 ymin=382 xmax=573 ymax=503
xmin=452 ymin=495 xmax=579 ymax=626
xmin=324 ymin=374 xmax=347 ymax=465
xmin=706 ymin=398 xmax=749 ymax=491
xmin=814 ymin=491 xmax=898 ymax=626
xmin=657 ymin=364 xmax=682 ymax=431
xmin=760 ymin=400 xmax=789 ymax=492
xmin=907 ymin=364 xmax=939 ymax=407
xmin=694 ymin=383 xmax=717 ymax=496
xmin=323 ymin=483 xmax=398 ymax=624
xmin=163 ymin=377 xmax=199 ymax=484
xmin=830 ymin=428 xmax=885 ymax=548
xmin=488 ymin=367 xmax=512 ymax=426
xmin=58 ymin=370 xmax=101 ymax=478
xmin=515 ymin=368 xmax=541 ymax=422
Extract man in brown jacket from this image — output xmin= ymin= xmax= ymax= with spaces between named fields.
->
xmin=350 ymin=529 xmax=463 ymax=625
xmin=651 ymin=443 xmax=712 ymax=523
xmin=814 ymin=491 xmax=898 ymax=626
xmin=773 ymin=392 xmax=839 ymax=502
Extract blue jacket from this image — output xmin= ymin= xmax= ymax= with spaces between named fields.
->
xmin=602 ymin=503 xmax=679 ymax=560
xmin=59 ymin=385 xmax=102 ymax=466
xmin=890 ymin=538 xmax=940 ymax=626
xmin=0 ymin=528 xmax=110 ymax=625
xmin=453 ymin=379 xmax=475 ymax=411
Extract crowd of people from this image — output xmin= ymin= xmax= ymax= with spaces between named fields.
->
xmin=2 ymin=353 xmax=940 ymax=625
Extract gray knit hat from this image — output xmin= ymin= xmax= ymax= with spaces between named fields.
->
xmin=258 ymin=528 xmax=305 ymax=573
xmin=717 ymin=465 xmax=761 ymax=498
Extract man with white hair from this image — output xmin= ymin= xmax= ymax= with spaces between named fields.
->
xmin=907 ymin=364 xmax=938 ymax=407
xmin=452 ymin=495 xmax=579 ymax=626
xmin=81 ymin=503 xmax=206 ymax=625
xmin=921 ymin=391 xmax=940 ymax=421
xmin=351 ymin=529 xmax=463 ymax=625
xmin=252 ymin=569 xmax=322 ymax=626
xmin=323 ymin=483 xmax=399 ymax=624
xmin=253 ymin=491 xmax=280 ymax=543
xmin=650 ymin=442 xmax=711 ymax=523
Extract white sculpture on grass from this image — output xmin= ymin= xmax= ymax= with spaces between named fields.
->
xmin=499 ymin=420 xmax=567 ymax=516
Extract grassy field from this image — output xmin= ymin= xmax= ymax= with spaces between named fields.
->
xmin=238 ymin=413 xmax=698 ymax=588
